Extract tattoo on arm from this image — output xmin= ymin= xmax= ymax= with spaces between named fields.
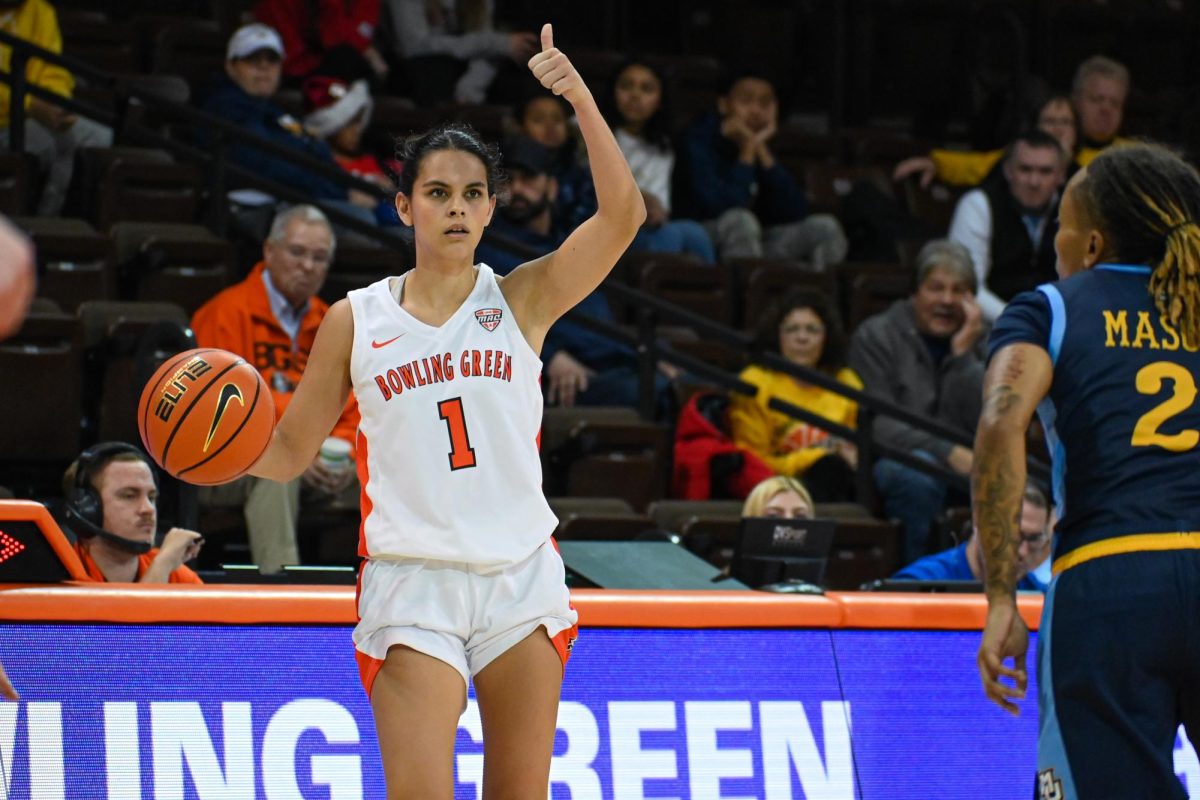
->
xmin=973 ymin=384 xmax=1027 ymax=599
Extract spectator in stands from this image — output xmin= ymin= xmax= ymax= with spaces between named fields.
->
xmin=61 ymin=442 xmax=203 ymax=584
xmin=948 ymin=129 xmax=1066 ymax=321
xmin=0 ymin=214 xmax=34 ymax=340
xmin=191 ymin=205 xmax=360 ymax=574
xmin=891 ymin=480 xmax=1052 ymax=592
xmin=730 ymin=288 xmax=861 ymax=501
xmin=475 ymin=136 xmax=674 ymax=414
xmin=301 ymin=73 xmax=402 ymax=227
xmin=384 ymin=0 xmax=537 ymax=106
xmin=741 ymin=475 xmax=815 ymax=519
xmin=254 ymin=0 xmax=389 ymax=85
xmin=602 ymin=58 xmax=714 ymax=262
xmin=0 ymin=0 xmax=113 ymax=215
xmin=303 ymin=75 xmax=396 ymax=192
xmin=199 ymin=23 xmax=378 ymax=219
xmin=848 ymin=239 xmax=985 ymax=565
xmin=516 ymin=90 xmax=597 ymax=234
xmin=1072 ymin=55 xmax=1130 ymax=162
xmin=676 ymin=68 xmax=847 ymax=269
xmin=894 ymin=68 xmax=1119 ymax=190
xmin=895 ymin=93 xmax=1078 ymax=189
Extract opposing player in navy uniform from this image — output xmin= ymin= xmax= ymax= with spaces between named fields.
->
xmin=975 ymin=142 xmax=1200 ymax=799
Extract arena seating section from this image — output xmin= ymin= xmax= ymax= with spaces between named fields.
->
xmin=4 ymin=0 xmax=1190 ymax=585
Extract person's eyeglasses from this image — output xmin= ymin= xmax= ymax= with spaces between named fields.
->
xmin=284 ymin=244 xmax=331 ymax=265
xmin=1019 ymin=530 xmax=1050 ymax=547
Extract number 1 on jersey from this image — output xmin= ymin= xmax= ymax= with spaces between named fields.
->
xmin=438 ymin=397 xmax=477 ymax=470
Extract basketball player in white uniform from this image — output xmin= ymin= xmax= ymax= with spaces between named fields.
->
xmin=242 ymin=23 xmax=646 ymax=798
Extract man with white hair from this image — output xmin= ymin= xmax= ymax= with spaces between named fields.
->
xmin=1071 ymin=55 xmax=1131 ymax=166
xmin=849 ymin=239 xmax=987 ymax=565
xmin=191 ymin=204 xmax=360 ymax=574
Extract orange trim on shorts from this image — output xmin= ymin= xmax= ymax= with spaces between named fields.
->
xmin=356 ymin=649 xmax=385 ymax=699
xmin=1052 ymin=532 xmax=1200 ymax=575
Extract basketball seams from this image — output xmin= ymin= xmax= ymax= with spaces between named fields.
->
xmin=159 ymin=360 xmax=243 ymax=472
xmin=177 ymin=371 xmax=270 ymax=483
xmin=138 ymin=348 xmax=221 ymax=454
xmin=139 ymin=348 xmax=275 ymax=486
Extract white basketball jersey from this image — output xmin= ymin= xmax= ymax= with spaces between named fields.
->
xmin=347 ymin=264 xmax=558 ymax=566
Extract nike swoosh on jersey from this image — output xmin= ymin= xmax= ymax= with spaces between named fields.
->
xmin=204 ymin=382 xmax=245 ymax=452
xmin=372 ymin=334 xmax=405 ymax=348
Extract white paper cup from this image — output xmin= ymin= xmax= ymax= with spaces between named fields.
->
xmin=319 ymin=436 xmax=353 ymax=471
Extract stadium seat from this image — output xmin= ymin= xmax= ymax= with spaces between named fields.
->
xmin=637 ymin=256 xmax=733 ymax=327
xmin=825 ymin=517 xmax=902 ymax=589
xmin=77 ymin=147 xmax=204 ymax=230
xmin=0 ymin=311 xmax=84 ymax=466
xmin=77 ymin=300 xmax=192 ymax=444
xmin=15 ymin=217 xmax=115 ymax=313
xmin=548 ymin=497 xmax=638 ymax=519
xmin=556 ymin=513 xmax=657 ymax=541
xmin=646 ymin=498 xmax=743 ymax=535
xmin=898 ymin=175 xmax=964 ymax=233
xmin=111 ymin=222 xmax=234 ymax=313
xmin=840 ymin=261 xmax=913 ymax=330
xmin=150 ymin=19 xmax=226 ymax=96
xmin=732 ymin=258 xmax=837 ymax=330
xmin=0 ymin=152 xmax=37 ymax=216
xmin=544 ymin=418 xmax=671 ymax=512
xmin=58 ymin=10 xmax=140 ymax=74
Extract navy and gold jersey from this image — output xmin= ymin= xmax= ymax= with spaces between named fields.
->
xmin=989 ymin=264 xmax=1200 ymax=564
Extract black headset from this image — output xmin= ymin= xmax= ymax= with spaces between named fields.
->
xmin=64 ymin=441 xmax=158 ymax=556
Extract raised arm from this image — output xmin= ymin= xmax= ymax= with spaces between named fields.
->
xmin=500 ymin=24 xmax=646 ymax=349
xmin=248 ymin=299 xmax=355 ymax=483
xmin=973 ymin=341 xmax=1052 ymax=715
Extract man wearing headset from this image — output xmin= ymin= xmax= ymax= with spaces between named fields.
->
xmin=61 ymin=442 xmax=204 ymax=584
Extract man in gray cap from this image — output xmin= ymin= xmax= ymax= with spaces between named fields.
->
xmin=200 ymin=23 xmax=377 ymax=213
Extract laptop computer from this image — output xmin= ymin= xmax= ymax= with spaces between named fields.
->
xmin=732 ymin=516 xmax=837 ymax=589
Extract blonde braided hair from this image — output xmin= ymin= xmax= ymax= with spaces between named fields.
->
xmin=1077 ymin=143 xmax=1200 ymax=345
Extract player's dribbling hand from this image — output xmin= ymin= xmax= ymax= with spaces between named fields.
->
xmin=527 ymin=24 xmax=587 ymax=105
xmin=0 ymin=661 xmax=17 ymax=701
xmin=978 ymin=600 xmax=1029 ymax=716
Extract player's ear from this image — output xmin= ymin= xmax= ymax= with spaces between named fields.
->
xmin=1083 ymin=229 xmax=1106 ymax=269
xmin=395 ymin=192 xmax=413 ymax=227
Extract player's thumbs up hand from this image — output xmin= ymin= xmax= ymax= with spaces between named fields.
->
xmin=527 ymin=22 xmax=587 ymax=104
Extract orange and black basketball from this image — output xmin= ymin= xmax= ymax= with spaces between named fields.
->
xmin=137 ymin=348 xmax=275 ymax=485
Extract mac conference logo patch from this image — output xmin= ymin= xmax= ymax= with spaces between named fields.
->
xmin=1037 ymin=768 xmax=1064 ymax=800
xmin=475 ymin=308 xmax=502 ymax=331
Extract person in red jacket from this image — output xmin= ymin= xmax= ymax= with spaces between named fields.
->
xmin=191 ymin=204 xmax=360 ymax=574
xmin=254 ymin=0 xmax=388 ymax=84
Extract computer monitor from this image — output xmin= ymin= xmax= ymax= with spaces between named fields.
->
xmin=732 ymin=517 xmax=837 ymax=589
xmin=0 ymin=500 xmax=90 ymax=582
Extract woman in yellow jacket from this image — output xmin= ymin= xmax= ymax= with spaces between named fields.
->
xmin=730 ymin=288 xmax=861 ymax=501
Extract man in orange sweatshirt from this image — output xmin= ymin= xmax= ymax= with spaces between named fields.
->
xmin=192 ymin=204 xmax=360 ymax=573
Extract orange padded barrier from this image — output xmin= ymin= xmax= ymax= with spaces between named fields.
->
xmin=0 ymin=584 xmax=1043 ymax=630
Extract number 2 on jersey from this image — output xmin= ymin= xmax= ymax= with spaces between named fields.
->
xmin=438 ymin=397 xmax=477 ymax=469
xmin=1131 ymin=361 xmax=1200 ymax=451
